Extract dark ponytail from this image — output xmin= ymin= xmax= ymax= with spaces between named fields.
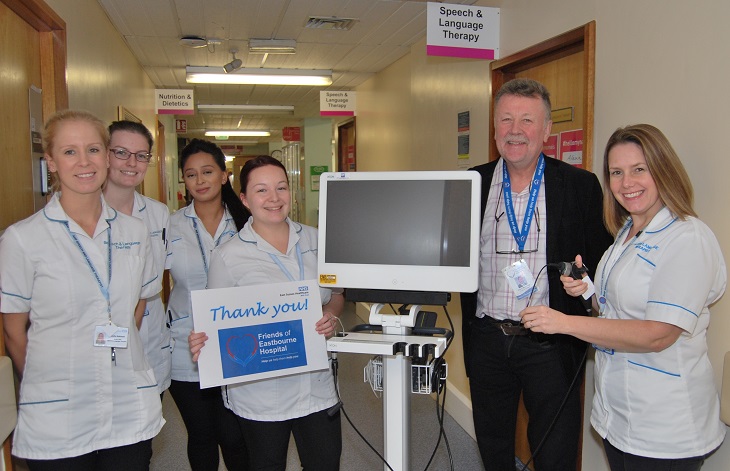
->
xmin=221 ymin=180 xmax=249 ymax=231
xmin=180 ymin=139 xmax=250 ymax=230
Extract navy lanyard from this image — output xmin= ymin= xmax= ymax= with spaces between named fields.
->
xmin=192 ymin=216 xmax=231 ymax=275
xmin=65 ymin=222 xmax=112 ymax=322
xmin=269 ymin=243 xmax=304 ymax=282
xmin=502 ymin=154 xmax=545 ymax=252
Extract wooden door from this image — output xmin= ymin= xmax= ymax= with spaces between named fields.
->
xmin=0 ymin=1 xmax=66 ymax=469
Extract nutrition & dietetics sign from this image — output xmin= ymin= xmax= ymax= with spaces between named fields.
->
xmin=155 ymin=89 xmax=194 ymax=115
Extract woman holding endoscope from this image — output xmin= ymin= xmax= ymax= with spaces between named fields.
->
xmin=520 ymin=124 xmax=725 ymax=471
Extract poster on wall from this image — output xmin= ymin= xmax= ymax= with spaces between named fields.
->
xmin=559 ymin=129 xmax=584 ymax=167
xmin=543 ymin=134 xmax=558 ymax=159
xmin=457 ymin=110 xmax=470 ymax=168
xmin=191 ymin=279 xmax=329 ymax=389
xmin=310 ymin=166 xmax=328 ymax=191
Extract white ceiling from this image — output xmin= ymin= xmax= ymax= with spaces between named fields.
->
xmin=97 ymin=0 xmax=484 ymax=144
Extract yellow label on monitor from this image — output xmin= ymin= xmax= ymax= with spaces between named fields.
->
xmin=319 ymin=274 xmax=337 ymax=284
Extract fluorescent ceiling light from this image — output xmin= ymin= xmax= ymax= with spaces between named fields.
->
xmin=219 ymin=140 xmax=259 ymax=145
xmin=205 ymin=130 xmax=271 ymax=137
xmin=197 ymin=104 xmax=294 ymax=114
xmin=186 ymin=67 xmax=332 ymax=86
xmin=249 ymin=39 xmax=297 ymax=54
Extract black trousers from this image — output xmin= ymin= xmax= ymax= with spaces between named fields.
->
xmin=169 ymin=379 xmax=249 ymax=471
xmin=237 ymin=408 xmax=341 ymax=471
xmin=26 ymin=439 xmax=153 ymax=471
xmin=603 ymin=439 xmax=712 ymax=471
xmin=467 ymin=316 xmax=582 ymax=471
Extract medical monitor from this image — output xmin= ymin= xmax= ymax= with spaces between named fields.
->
xmin=317 ymin=171 xmax=481 ymax=296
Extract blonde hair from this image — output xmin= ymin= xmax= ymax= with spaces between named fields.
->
xmin=43 ymin=109 xmax=110 ymax=193
xmin=602 ymin=124 xmax=696 ymax=235
xmin=43 ymin=109 xmax=109 ymax=154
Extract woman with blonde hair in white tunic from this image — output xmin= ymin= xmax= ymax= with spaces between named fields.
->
xmin=1 ymin=109 xmax=164 ymax=470
xmin=520 ymin=124 xmax=725 ymax=471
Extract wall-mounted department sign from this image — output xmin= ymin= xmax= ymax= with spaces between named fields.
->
xmin=426 ymin=2 xmax=499 ymax=60
xmin=320 ymin=91 xmax=356 ymax=116
xmin=155 ymin=89 xmax=194 ymax=115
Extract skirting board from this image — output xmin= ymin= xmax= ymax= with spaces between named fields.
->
xmin=443 ymin=380 xmax=476 ymax=440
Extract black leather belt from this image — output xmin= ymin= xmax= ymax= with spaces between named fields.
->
xmin=499 ymin=322 xmax=529 ymax=336
xmin=480 ymin=316 xmax=552 ymax=342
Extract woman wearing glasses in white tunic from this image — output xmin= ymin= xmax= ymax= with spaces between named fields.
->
xmin=103 ymin=120 xmax=172 ymax=397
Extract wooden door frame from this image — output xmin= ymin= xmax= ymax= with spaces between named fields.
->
xmin=156 ymin=120 xmax=167 ymax=205
xmin=3 ymin=0 xmax=68 ymax=116
xmin=0 ymin=2 xmax=66 ymax=469
xmin=489 ymin=21 xmax=595 ymax=171
xmin=336 ymin=118 xmax=356 ymax=172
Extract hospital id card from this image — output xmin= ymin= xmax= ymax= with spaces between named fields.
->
xmin=93 ymin=324 xmax=129 ymax=348
xmin=502 ymin=259 xmax=537 ymax=300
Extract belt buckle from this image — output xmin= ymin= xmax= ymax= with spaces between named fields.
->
xmin=499 ymin=323 xmax=528 ymax=336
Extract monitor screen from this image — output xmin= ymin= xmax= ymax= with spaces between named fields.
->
xmin=317 ymin=171 xmax=481 ymax=294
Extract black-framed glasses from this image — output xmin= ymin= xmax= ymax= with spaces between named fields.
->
xmin=109 ymin=147 xmax=153 ymax=163
xmin=494 ymin=185 xmax=541 ymax=254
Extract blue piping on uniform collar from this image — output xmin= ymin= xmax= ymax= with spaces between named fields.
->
xmin=237 ymin=219 xmax=303 ymax=244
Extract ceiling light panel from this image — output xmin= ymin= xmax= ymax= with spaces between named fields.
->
xmin=197 ymin=104 xmax=294 ymax=114
xmin=249 ymin=39 xmax=297 ymax=54
xmin=186 ymin=67 xmax=332 ymax=86
xmin=205 ymin=130 xmax=271 ymax=137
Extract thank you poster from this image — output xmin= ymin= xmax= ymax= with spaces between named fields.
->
xmin=191 ymin=280 xmax=327 ymax=388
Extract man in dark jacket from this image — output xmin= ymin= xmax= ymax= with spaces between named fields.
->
xmin=461 ymin=78 xmax=612 ymax=471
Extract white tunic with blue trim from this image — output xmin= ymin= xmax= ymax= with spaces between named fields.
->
xmin=0 ymin=193 xmax=164 ymax=459
xmin=206 ymin=217 xmax=339 ymax=421
xmin=133 ymin=191 xmax=172 ymax=393
xmin=591 ymin=207 xmax=726 ymax=458
xmin=168 ymin=202 xmax=238 ymax=382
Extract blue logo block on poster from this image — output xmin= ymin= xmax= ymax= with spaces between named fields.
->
xmin=218 ymin=320 xmax=307 ymax=379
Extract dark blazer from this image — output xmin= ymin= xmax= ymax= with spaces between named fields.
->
xmin=461 ymin=156 xmax=613 ymax=376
